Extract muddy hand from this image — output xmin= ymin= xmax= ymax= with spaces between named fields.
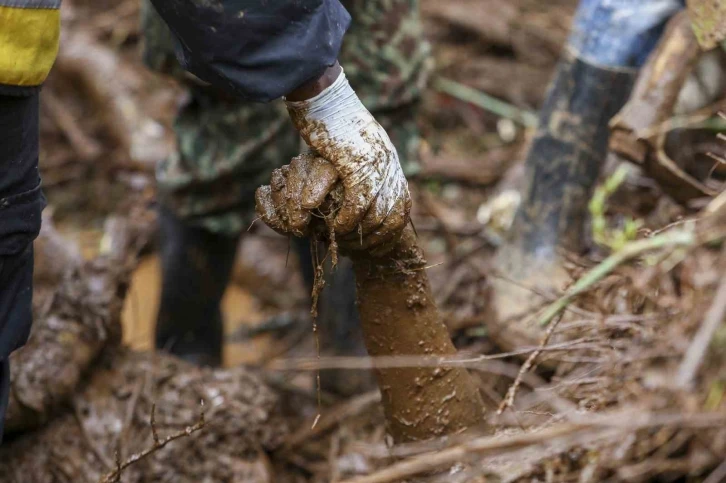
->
xmin=284 ymin=69 xmax=411 ymax=252
xmin=255 ymin=154 xmax=339 ymax=237
xmin=256 ymin=155 xmax=403 ymax=255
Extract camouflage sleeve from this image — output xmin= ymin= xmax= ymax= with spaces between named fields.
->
xmin=140 ymin=0 xmax=185 ymax=77
xmin=149 ymin=0 xmax=351 ymax=102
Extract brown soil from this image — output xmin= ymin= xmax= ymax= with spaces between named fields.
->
xmin=351 ymin=225 xmax=486 ymax=442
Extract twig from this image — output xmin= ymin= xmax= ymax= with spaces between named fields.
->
xmin=98 ymin=401 xmax=207 ymax=483
xmin=433 ymin=77 xmax=538 ymax=127
xmin=340 ymin=424 xmax=588 ymax=483
xmin=272 ymin=337 xmax=598 ymax=369
xmin=268 ymin=339 xmax=599 ymax=372
xmin=284 ymin=391 xmax=381 ymax=449
xmin=675 ymin=248 xmax=726 ymax=388
xmin=150 ymin=403 xmax=161 ymax=445
xmin=497 ymin=313 xmax=565 ymax=415
xmin=536 ymin=228 xmax=696 ymax=328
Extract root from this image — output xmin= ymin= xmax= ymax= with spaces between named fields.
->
xmin=308 ymin=223 xmax=339 ymax=430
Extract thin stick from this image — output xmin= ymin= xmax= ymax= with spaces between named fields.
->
xmin=676 ymin=249 xmax=726 ymax=388
xmin=497 ymin=313 xmax=564 ymax=415
xmin=309 ymin=234 xmax=325 ymax=430
xmin=268 ymin=338 xmax=609 ymax=372
xmin=340 ymin=424 xmax=587 ymax=483
xmin=150 ymin=403 xmax=160 ymax=445
xmin=284 ymin=391 xmax=381 ymax=449
xmin=98 ymin=401 xmax=206 ymax=483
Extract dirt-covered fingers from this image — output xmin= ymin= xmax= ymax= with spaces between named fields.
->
xmin=256 ymin=155 xmax=340 ymax=238
xmin=283 ymin=156 xmax=315 ymax=235
xmin=255 ymin=185 xmax=289 ymax=235
xmin=339 ymin=184 xmax=410 ymax=255
xmin=301 ymin=156 xmax=339 ymax=210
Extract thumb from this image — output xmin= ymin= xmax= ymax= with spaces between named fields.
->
xmin=301 ymin=157 xmax=339 ymax=210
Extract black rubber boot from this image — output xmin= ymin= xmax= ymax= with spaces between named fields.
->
xmin=490 ymin=52 xmax=636 ymax=351
xmin=155 ymin=207 xmax=239 ymax=367
xmin=295 ymin=238 xmax=375 ymax=396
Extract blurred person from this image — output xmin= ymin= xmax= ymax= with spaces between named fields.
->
xmin=141 ymin=0 xmax=431 ymax=372
xmin=0 ymin=0 xmax=60 ymax=441
xmin=489 ymin=0 xmax=687 ymax=350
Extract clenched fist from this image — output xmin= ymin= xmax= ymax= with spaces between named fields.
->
xmin=255 ymin=154 xmax=408 ymax=255
xmin=283 ymin=69 xmax=411 ymax=252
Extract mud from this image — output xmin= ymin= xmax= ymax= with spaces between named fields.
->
xmin=348 ymin=225 xmax=485 ymax=442
xmin=0 ymin=349 xmax=286 ymax=482
xmin=285 ymin=73 xmax=411 ymax=240
xmin=256 ymin=155 xmax=485 ymax=442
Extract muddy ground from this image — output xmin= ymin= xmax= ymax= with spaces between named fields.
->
xmin=2 ymin=0 xmax=726 ymax=481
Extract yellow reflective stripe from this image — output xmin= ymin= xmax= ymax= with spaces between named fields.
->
xmin=0 ymin=5 xmax=60 ymax=87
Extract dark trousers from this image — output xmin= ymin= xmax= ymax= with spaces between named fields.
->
xmin=0 ymin=93 xmax=44 ymax=442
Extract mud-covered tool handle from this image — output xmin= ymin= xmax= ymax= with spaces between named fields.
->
xmin=350 ymin=224 xmax=486 ymax=442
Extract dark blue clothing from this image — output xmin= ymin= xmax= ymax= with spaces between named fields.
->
xmin=149 ymin=0 xmax=351 ymax=102
xmin=0 ymin=93 xmax=41 ymax=443
xmin=0 ymin=94 xmax=44 ymax=257
xmin=0 ymin=245 xmax=34 ymax=443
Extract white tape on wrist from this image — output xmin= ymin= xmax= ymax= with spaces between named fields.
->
xmin=285 ymin=69 xmax=381 ymax=173
xmin=285 ymin=69 xmax=408 ymax=228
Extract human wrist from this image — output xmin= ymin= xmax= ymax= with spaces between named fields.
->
xmin=285 ymin=62 xmax=343 ymax=102
xmin=285 ymin=68 xmax=378 ymax=179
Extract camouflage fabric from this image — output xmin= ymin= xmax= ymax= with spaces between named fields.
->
xmin=141 ymin=0 xmax=432 ymax=235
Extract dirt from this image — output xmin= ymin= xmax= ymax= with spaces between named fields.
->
xmin=3 ymin=0 xmax=726 ymax=481
xmin=256 ymin=152 xmax=486 ymax=442
xmin=350 ymin=224 xmax=485 ymax=442
xmin=0 ymin=349 xmax=287 ymax=483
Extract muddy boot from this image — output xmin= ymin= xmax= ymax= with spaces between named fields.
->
xmin=294 ymin=238 xmax=375 ymax=396
xmin=155 ymin=207 xmax=239 ymax=367
xmin=489 ymin=51 xmax=635 ymax=352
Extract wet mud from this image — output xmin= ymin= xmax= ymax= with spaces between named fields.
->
xmin=350 ymin=225 xmax=485 ymax=442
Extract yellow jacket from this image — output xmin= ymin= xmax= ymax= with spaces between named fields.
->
xmin=0 ymin=0 xmax=60 ymax=94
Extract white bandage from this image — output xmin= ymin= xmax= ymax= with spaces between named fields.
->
xmin=285 ymin=70 xmax=408 ymax=234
